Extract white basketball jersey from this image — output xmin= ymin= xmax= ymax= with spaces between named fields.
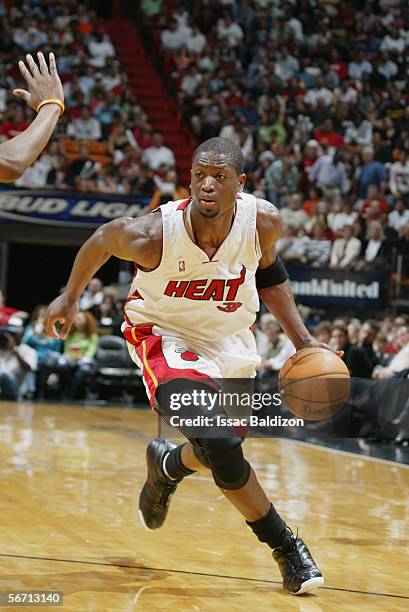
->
xmin=124 ymin=193 xmax=261 ymax=343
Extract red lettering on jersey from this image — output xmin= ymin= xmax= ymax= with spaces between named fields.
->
xmin=127 ymin=288 xmax=144 ymax=302
xmin=164 ymin=280 xmax=189 ymax=297
xmin=184 ymin=279 xmax=207 ymax=300
xmin=202 ymin=279 xmax=225 ymax=301
xmin=225 ymin=266 xmax=246 ymax=300
xmin=217 ymin=302 xmax=243 ymax=313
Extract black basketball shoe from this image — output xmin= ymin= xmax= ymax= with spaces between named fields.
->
xmin=138 ymin=438 xmax=181 ymax=530
xmin=273 ymin=528 xmax=324 ymax=595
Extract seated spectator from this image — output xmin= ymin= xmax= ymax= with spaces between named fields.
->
xmin=331 ymin=199 xmax=358 ymax=234
xmin=93 ymin=295 xmax=122 ymax=336
xmin=217 ymin=13 xmax=244 ymax=48
xmin=276 ymin=226 xmax=309 ymax=266
xmin=22 ymin=305 xmax=62 ymax=398
xmin=348 ymin=50 xmax=373 ymax=81
xmin=356 ymin=148 xmax=388 ymax=200
xmin=256 ymin=319 xmax=295 ymax=385
xmin=356 ymin=220 xmax=387 ymax=270
xmin=314 ymin=119 xmax=344 ymax=148
xmin=388 ymin=198 xmax=409 ymax=233
xmin=373 ymin=326 xmax=409 ymax=379
xmin=303 ymin=186 xmax=323 ymax=218
xmin=358 ymin=319 xmax=381 ymax=377
xmin=347 ymin=320 xmax=362 ymax=345
xmin=88 ymin=30 xmax=115 ymax=68
xmin=265 ymin=155 xmax=299 ymax=208
xmin=308 ymin=147 xmax=349 ymax=196
xmin=161 ymin=18 xmax=187 ymax=52
xmin=304 ymin=77 xmax=333 ymax=108
xmin=389 ymin=150 xmax=409 ymax=202
xmin=331 ymin=324 xmax=374 ymax=378
xmin=150 ymin=170 xmax=189 ymax=210
xmin=305 ymin=222 xmax=332 ymax=268
xmin=80 ymin=277 xmax=104 ymax=311
xmin=142 ymin=133 xmax=175 ymax=171
xmin=59 ymin=312 xmax=99 ymax=399
xmin=280 ymin=193 xmax=309 ymax=231
xmin=67 ymin=106 xmax=102 ymax=141
xmin=313 ymin=321 xmax=332 ymax=345
xmin=0 ymin=290 xmax=28 ymax=326
xmin=330 ymin=225 xmax=362 ymax=269
xmin=359 ymin=185 xmax=389 ymax=217
xmin=0 ymin=326 xmax=37 ymax=400
xmin=66 ymin=144 xmax=100 ymax=188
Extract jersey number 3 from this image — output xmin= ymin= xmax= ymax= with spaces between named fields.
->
xmin=217 ymin=302 xmax=242 ymax=313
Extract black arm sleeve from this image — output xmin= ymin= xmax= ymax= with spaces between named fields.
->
xmin=256 ymin=256 xmax=289 ymax=289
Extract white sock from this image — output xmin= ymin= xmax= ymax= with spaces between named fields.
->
xmin=162 ymin=452 xmax=177 ymax=481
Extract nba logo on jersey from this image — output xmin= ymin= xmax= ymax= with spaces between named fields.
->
xmin=178 ymin=260 xmax=186 ymax=272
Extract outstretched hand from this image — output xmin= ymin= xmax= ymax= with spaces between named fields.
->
xmin=44 ymin=294 xmax=79 ymax=340
xmin=13 ymin=52 xmax=64 ymax=111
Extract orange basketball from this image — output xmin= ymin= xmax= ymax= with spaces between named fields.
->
xmin=278 ymin=347 xmax=351 ymax=422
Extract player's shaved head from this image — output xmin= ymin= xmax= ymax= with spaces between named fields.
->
xmin=192 ymin=137 xmax=244 ymax=175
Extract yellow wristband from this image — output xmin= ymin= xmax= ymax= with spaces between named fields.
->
xmin=36 ymin=98 xmax=65 ymax=116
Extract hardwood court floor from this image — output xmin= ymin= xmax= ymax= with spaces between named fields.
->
xmin=0 ymin=402 xmax=407 ymax=611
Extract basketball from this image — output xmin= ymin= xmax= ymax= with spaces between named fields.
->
xmin=279 ymin=348 xmax=351 ymax=422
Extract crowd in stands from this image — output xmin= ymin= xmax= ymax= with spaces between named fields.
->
xmin=142 ymin=0 xmax=409 ymax=270
xmin=0 ymin=1 xmax=408 ymax=270
xmin=0 ymin=278 xmax=124 ymax=401
xmin=0 ymin=0 xmax=178 ymax=197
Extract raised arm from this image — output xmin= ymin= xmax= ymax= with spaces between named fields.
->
xmin=256 ymin=199 xmax=338 ymax=353
xmin=44 ymin=213 xmax=162 ymax=339
xmin=0 ymin=52 xmax=64 ymax=182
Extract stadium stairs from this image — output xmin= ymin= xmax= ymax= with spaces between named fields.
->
xmin=106 ymin=18 xmax=195 ymax=186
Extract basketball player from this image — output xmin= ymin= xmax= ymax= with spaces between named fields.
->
xmin=45 ymin=138 xmax=331 ymax=595
xmin=0 ymin=52 xmax=64 ymax=183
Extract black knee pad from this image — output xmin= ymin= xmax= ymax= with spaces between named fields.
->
xmin=194 ymin=436 xmax=251 ymax=490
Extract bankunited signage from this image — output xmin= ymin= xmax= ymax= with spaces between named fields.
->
xmin=0 ymin=188 xmax=151 ymax=227
xmin=288 ymin=267 xmax=385 ymax=308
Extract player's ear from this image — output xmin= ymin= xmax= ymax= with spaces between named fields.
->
xmin=238 ymin=173 xmax=246 ymax=192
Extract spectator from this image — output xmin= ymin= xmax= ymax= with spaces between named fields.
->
xmin=276 ymin=226 xmax=309 ymax=266
xmin=389 ymin=150 xmax=409 ymax=201
xmin=359 ymin=185 xmax=389 ymax=217
xmin=66 ymin=144 xmax=100 ymax=187
xmin=80 ymin=277 xmax=104 ymax=311
xmin=217 ymin=13 xmax=244 ymax=48
xmin=0 ymin=290 xmax=28 ymax=326
xmin=265 ymin=155 xmax=299 ymax=208
xmin=308 ymin=148 xmax=349 ymax=196
xmin=60 ymin=311 xmax=99 ymax=399
xmin=389 ymin=199 xmax=409 ymax=233
xmin=256 ymin=319 xmax=295 ymax=385
xmin=358 ymin=319 xmax=381 ymax=377
xmin=373 ymin=326 xmax=409 ymax=379
xmin=356 ymin=220 xmax=387 ymax=270
xmin=88 ymin=31 xmax=115 ymax=68
xmin=0 ymin=326 xmax=37 ymax=400
xmin=305 ymin=222 xmax=332 ymax=268
xmin=348 ymin=51 xmax=373 ymax=81
xmin=280 ymin=193 xmax=309 ymax=231
xmin=356 ymin=147 xmax=388 ymax=199
xmin=142 ymin=133 xmax=175 ymax=171
xmin=330 ymin=325 xmax=373 ymax=378
xmin=313 ymin=321 xmax=332 ymax=345
xmin=93 ymin=295 xmax=122 ymax=335
xmin=330 ymin=199 xmax=357 ymax=234
xmin=22 ymin=305 xmax=62 ymax=397
xmin=329 ymin=225 xmax=362 ymax=269
xmin=161 ymin=18 xmax=187 ymax=51
xmin=150 ymin=170 xmax=189 ymax=210
xmin=67 ymin=106 xmax=102 ymax=141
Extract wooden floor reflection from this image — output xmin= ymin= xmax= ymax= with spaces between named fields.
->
xmin=0 ymin=402 xmax=408 ymax=611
